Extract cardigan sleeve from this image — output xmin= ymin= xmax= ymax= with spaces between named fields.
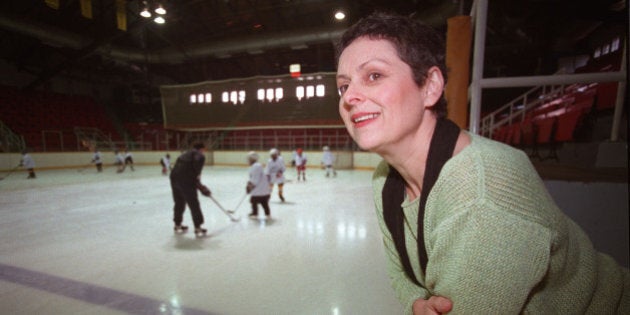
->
xmin=424 ymin=199 xmax=552 ymax=314
xmin=375 ymin=204 xmax=431 ymax=314
xmin=372 ymin=161 xmax=430 ymax=315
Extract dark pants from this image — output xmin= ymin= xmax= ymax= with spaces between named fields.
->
xmin=125 ymin=157 xmax=134 ymax=171
xmin=171 ymin=180 xmax=205 ymax=228
xmin=250 ymin=195 xmax=271 ymax=216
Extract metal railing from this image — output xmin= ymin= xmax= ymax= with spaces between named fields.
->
xmin=480 ymin=84 xmax=566 ymax=138
xmin=0 ymin=120 xmax=25 ymax=152
xmin=35 ymin=126 xmax=356 ymax=152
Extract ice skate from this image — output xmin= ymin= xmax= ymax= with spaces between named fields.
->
xmin=279 ymin=192 xmax=285 ymax=202
xmin=194 ymin=227 xmax=207 ymax=237
xmin=174 ymin=225 xmax=189 ymax=234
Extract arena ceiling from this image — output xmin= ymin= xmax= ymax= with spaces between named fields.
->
xmin=0 ymin=0 xmax=626 ymax=95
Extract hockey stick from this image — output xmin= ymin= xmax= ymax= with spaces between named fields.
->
xmin=209 ymin=196 xmax=241 ymax=222
xmin=0 ymin=165 xmax=20 ymax=180
xmin=227 ymin=193 xmax=248 ymax=214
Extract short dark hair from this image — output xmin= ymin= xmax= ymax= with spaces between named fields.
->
xmin=193 ymin=142 xmax=205 ymax=150
xmin=336 ymin=11 xmax=448 ymax=118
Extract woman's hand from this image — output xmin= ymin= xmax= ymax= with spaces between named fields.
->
xmin=412 ymin=296 xmax=453 ymax=315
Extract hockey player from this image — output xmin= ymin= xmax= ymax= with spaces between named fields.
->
xmin=294 ymin=147 xmax=307 ymax=181
xmin=160 ymin=153 xmax=171 ymax=175
xmin=114 ymin=150 xmax=125 ymax=173
xmin=265 ymin=148 xmax=286 ymax=202
xmin=91 ymin=149 xmax=103 ymax=172
xmin=321 ymin=146 xmax=337 ymax=177
xmin=246 ymin=151 xmax=272 ymax=220
xmin=19 ymin=149 xmax=36 ymax=179
xmin=123 ymin=148 xmax=135 ymax=171
xmin=170 ymin=142 xmax=211 ymax=236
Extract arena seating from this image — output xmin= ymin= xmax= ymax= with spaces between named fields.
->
xmin=0 ymin=85 xmax=122 ymax=151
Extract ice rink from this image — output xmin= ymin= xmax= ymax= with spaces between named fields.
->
xmin=1 ymin=162 xmax=628 ymax=315
xmin=0 ymin=165 xmax=404 ymax=315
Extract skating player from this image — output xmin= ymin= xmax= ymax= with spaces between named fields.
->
xmin=321 ymin=146 xmax=337 ymax=177
xmin=114 ymin=150 xmax=125 ymax=173
xmin=246 ymin=151 xmax=272 ymax=220
xmin=170 ymin=142 xmax=211 ymax=237
xmin=19 ymin=149 xmax=36 ymax=179
xmin=91 ymin=149 xmax=103 ymax=172
xmin=294 ymin=148 xmax=307 ymax=181
xmin=123 ymin=149 xmax=135 ymax=171
xmin=160 ymin=153 xmax=171 ymax=175
xmin=265 ymin=148 xmax=286 ymax=202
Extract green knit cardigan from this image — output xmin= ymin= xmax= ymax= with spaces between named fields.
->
xmin=372 ymin=133 xmax=629 ymax=314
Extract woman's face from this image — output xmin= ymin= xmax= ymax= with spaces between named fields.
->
xmin=336 ymin=37 xmax=429 ymax=153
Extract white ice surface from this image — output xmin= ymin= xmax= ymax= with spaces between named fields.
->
xmin=0 ymin=165 xmax=403 ymax=315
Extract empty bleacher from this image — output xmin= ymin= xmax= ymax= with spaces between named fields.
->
xmin=486 ymin=81 xmax=615 ymax=160
xmin=483 ymin=42 xmax=623 ymax=161
xmin=0 ymin=85 xmax=122 ymax=152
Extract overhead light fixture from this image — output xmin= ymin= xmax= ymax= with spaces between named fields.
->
xmin=334 ymin=11 xmax=346 ymax=20
xmin=155 ymin=4 xmax=166 ymax=15
xmin=140 ymin=1 xmax=151 ymax=18
xmin=141 ymin=1 xmax=167 ymax=20
xmin=140 ymin=7 xmax=151 ymax=18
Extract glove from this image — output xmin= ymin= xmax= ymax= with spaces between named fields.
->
xmin=198 ymin=184 xmax=211 ymax=197
xmin=246 ymin=182 xmax=254 ymax=194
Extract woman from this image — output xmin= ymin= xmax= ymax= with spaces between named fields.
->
xmin=336 ymin=12 xmax=628 ymax=314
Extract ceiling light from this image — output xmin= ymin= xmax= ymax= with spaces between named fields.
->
xmin=334 ymin=11 xmax=346 ymax=20
xmin=155 ymin=5 xmax=166 ymax=15
xmin=154 ymin=16 xmax=165 ymax=24
xmin=140 ymin=8 xmax=151 ymax=18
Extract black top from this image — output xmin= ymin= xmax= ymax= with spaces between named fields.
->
xmin=170 ymin=149 xmax=205 ymax=184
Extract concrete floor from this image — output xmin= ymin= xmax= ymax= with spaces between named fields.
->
xmin=0 ymin=163 xmax=627 ymax=314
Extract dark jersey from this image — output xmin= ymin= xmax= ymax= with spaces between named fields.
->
xmin=170 ymin=149 xmax=205 ymax=184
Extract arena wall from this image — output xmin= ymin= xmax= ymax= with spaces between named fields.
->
xmin=0 ymin=150 xmax=381 ymax=172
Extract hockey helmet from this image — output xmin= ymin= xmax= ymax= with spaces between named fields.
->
xmin=247 ymin=151 xmax=259 ymax=162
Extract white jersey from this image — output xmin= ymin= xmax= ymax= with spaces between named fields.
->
xmin=161 ymin=156 xmax=171 ymax=169
xmin=266 ymin=156 xmax=286 ymax=184
xmin=92 ymin=151 xmax=102 ymax=164
xmin=114 ymin=153 xmax=124 ymax=164
xmin=21 ymin=154 xmax=35 ymax=168
xmin=322 ymin=151 xmax=335 ymax=166
xmin=249 ymin=162 xmax=271 ymax=196
xmin=295 ymin=153 xmax=307 ymax=166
